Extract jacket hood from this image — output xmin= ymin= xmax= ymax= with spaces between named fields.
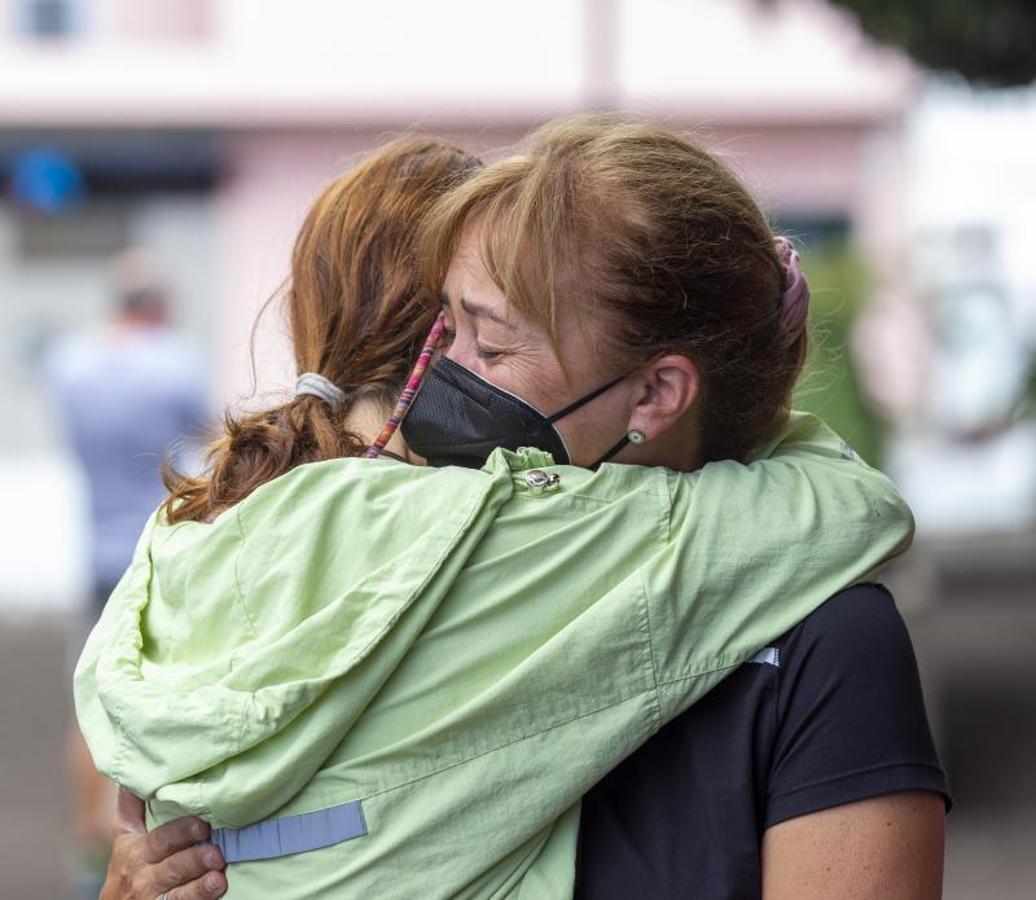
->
xmin=75 ymin=451 xmax=522 ymax=827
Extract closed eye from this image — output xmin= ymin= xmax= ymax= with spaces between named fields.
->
xmin=475 ymin=344 xmax=507 ymax=362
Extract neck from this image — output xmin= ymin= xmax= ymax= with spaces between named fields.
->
xmin=345 ymin=396 xmax=421 ymax=464
xmin=615 ymin=420 xmax=704 ymax=472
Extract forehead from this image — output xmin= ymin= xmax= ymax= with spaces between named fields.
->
xmin=443 ymin=228 xmax=509 ymax=311
xmin=443 ymin=222 xmax=603 ymax=352
xmin=443 ymin=225 xmax=616 ymax=385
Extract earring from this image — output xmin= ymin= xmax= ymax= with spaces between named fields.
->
xmin=627 ymin=429 xmax=647 ymax=444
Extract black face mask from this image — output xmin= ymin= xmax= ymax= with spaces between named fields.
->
xmin=401 ymin=356 xmax=628 ymax=469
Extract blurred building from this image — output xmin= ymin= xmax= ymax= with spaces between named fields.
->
xmin=0 ymin=0 xmax=918 ymax=609
xmin=867 ymin=86 xmax=1036 ymax=536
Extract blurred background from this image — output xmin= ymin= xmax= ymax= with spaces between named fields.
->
xmin=0 ymin=1 xmax=1033 ymax=897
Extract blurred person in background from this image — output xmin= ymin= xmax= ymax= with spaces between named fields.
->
xmin=45 ymin=249 xmax=208 ymax=897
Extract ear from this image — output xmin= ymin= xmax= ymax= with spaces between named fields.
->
xmin=626 ymin=354 xmax=700 ymax=440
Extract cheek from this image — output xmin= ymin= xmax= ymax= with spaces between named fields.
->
xmin=500 ymin=355 xmax=569 ymax=412
xmin=551 ymin=385 xmax=623 ymax=449
xmin=443 ymin=332 xmax=569 ymax=412
xmin=476 ymin=352 xmax=570 ymax=413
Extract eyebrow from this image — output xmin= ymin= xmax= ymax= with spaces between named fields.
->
xmin=443 ymin=295 xmax=509 ymax=326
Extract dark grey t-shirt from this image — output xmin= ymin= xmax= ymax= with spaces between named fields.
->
xmin=575 ymin=584 xmax=951 ymax=899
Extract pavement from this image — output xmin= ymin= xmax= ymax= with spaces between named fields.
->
xmin=1 ymin=612 xmax=1034 ymax=900
xmin=1 ymin=616 xmax=72 ymax=900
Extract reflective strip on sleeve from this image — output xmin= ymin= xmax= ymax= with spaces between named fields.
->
xmin=208 ymin=799 xmax=367 ymax=863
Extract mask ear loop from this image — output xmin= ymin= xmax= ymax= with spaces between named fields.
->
xmin=592 ymin=434 xmax=631 ymax=469
xmin=543 ymin=374 xmax=626 ymax=426
xmin=591 ymin=429 xmax=647 ymax=470
xmin=364 ymin=313 xmax=446 ymax=459
xmin=531 ymin=372 xmax=628 ymax=461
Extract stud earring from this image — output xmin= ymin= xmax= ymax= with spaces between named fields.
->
xmin=627 ymin=429 xmax=647 ymax=444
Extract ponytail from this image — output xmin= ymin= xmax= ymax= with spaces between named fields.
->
xmin=161 ymin=391 xmax=367 ymax=524
xmin=160 ymin=137 xmax=481 ymax=524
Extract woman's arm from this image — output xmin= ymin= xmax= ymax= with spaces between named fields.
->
xmin=101 ymin=788 xmax=226 ymax=900
xmin=648 ymin=413 xmax=914 ymax=700
xmin=761 ymin=792 xmax=946 ymax=899
xmin=758 ymin=585 xmax=948 ymax=899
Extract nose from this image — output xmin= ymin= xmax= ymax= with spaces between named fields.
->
xmin=440 ymin=330 xmax=475 ymax=365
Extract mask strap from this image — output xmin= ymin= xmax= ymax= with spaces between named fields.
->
xmin=590 ymin=433 xmax=632 ymax=470
xmin=545 ymin=374 xmax=626 ymax=425
xmin=365 ymin=313 xmax=445 ymax=459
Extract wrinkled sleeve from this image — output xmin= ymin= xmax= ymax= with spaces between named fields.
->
xmin=73 ymin=510 xmax=162 ymax=782
xmin=645 ymin=412 xmax=914 ymax=719
xmin=72 ymin=461 xmax=515 ymax=830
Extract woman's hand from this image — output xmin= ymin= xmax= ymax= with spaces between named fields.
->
xmin=101 ymin=787 xmax=227 ymax=899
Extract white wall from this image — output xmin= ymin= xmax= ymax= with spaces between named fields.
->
xmin=0 ymin=0 xmax=912 ymax=128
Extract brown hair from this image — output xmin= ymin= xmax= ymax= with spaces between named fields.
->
xmin=163 ymin=137 xmax=481 ymax=524
xmin=420 ymin=115 xmax=806 ymax=463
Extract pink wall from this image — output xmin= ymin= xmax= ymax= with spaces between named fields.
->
xmin=214 ymin=128 xmax=528 ymax=407
xmin=212 ymin=115 xmax=894 ymax=407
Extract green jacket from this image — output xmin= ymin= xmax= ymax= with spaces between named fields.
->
xmin=75 ymin=413 xmax=913 ymax=898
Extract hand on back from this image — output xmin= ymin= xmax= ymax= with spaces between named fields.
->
xmin=101 ymin=787 xmax=226 ymax=900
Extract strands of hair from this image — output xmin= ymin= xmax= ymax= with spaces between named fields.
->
xmin=420 ymin=114 xmax=808 ymax=463
xmin=161 ymin=138 xmax=482 ymax=524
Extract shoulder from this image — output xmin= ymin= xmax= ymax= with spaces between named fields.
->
xmin=777 ymin=582 xmax=907 ymax=663
xmin=133 ymin=330 xmax=204 ymax=382
xmin=772 ymin=582 xmax=925 ymax=723
xmin=573 ymin=583 xmax=948 ymax=898
xmin=43 ymin=329 xmax=100 ymax=383
xmin=234 ymin=457 xmax=496 ymax=543
xmin=256 ymin=456 xmax=481 ymax=499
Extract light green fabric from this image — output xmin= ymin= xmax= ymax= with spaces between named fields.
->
xmin=75 ymin=412 xmax=913 ymax=898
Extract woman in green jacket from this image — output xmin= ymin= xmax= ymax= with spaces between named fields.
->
xmin=79 ymin=119 xmax=912 ymax=899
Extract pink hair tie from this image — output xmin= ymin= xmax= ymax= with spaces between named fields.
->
xmin=773 ymin=236 xmax=810 ymax=347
